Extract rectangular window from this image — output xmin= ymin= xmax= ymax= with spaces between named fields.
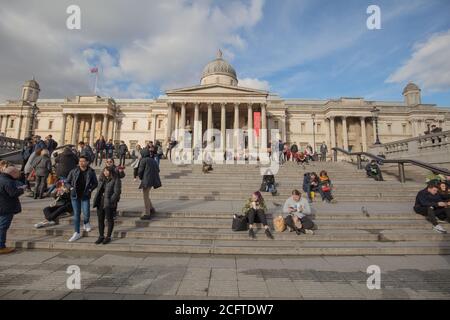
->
xmin=316 ymin=123 xmax=321 ymax=133
xmin=402 ymin=123 xmax=407 ymax=134
xmin=158 ymin=119 xmax=163 ymax=129
xmin=387 ymin=123 xmax=392 ymax=133
xmin=9 ymin=119 xmax=14 ymax=128
xmin=48 ymin=120 xmax=53 ymax=130
xmin=132 ymin=121 xmax=137 ymax=131
xmin=148 ymin=121 xmax=152 ymax=130
xmin=35 ymin=119 xmax=39 ymax=129
xmin=300 ymin=122 xmax=306 ymax=133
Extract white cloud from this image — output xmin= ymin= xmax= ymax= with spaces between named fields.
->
xmin=238 ymin=77 xmax=270 ymax=91
xmin=387 ymin=29 xmax=450 ymax=92
xmin=0 ymin=0 xmax=265 ymax=100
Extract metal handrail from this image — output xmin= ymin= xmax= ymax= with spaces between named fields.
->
xmin=0 ymin=144 xmax=75 ymax=161
xmin=332 ymin=147 xmax=450 ymax=183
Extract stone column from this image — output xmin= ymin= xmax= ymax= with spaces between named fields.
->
xmin=180 ymin=103 xmax=186 ymax=142
xmin=220 ymin=103 xmax=226 ymax=151
xmin=261 ymin=103 xmax=267 ymax=149
xmin=2 ymin=116 xmax=9 ymax=135
xmin=89 ymin=115 xmax=95 ymax=146
xmin=16 ymin=116 xmax=24 ymax=139
xmin=101 ymin=114 xmax=108 ymax=140
xmin=372 ymin=117 xmax=377 ymax=141
xmin=234 ymin=103 xmax=239 ymax=151
xmin=165 ymin=102 xmax=173 ymax=141
xmin=193 ymin=103 xmax=200 ymax=148
xmin=151 ymin=114 xmax=157 ymax=142
xmin=207 ymin=102 xmax=213 ymax=143
xmin=71 ymin=114 xmax=79 ymax=145
xmin=0 ymin=116 xmax=3 ymax=132
xmin=360 ymin=117 xmax=367 ymax=152
xmin=247 ymin=103 xmax=253 ymax=150
xmin=61 ymin=114 xmax=67 ymax=145
xmin=342 ymin=116 xmax=349 ymax=150
xmin=108 ymin=117 xmax=114 ymax=141
xmin=329 ymin=117 xmax=336 ymax=149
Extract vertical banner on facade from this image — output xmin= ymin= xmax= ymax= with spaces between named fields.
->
xmin=254 ymin=112 xmax=261 ymax=137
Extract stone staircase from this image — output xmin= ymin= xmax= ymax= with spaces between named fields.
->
xmin=5 ymin=160 xmax=450 ymax=255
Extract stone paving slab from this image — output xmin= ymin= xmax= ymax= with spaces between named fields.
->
xmin=0 ymin=250 xmax=449 ymax=300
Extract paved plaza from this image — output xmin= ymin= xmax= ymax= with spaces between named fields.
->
xmin=1 ymin=250 xmax=449 ymax=300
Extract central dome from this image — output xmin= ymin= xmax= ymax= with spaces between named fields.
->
xmin=200 ymin=50 xmax=238 ymax=86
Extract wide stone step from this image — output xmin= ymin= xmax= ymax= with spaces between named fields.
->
xmin=10 ymin=215 xmax=432 ymax=229
xmin=8 ymin=225 xmax=450 ymax=242
xmin=6 ymin=235 xmax=450 ymax=255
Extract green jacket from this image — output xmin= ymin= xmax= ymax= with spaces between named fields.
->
xmin=242 ymin=198 xmax=267 ymax=214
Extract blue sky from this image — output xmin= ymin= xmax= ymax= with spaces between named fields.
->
xmin=1 ymin=0 xmax=449 ymax=106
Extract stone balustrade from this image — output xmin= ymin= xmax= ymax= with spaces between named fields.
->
xmin=370 ymin=130 xmax=450 ymax=165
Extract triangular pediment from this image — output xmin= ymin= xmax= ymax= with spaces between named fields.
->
xmin=166 ymin=84 xmax=268 ymax=97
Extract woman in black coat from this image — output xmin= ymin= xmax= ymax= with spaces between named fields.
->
xmin=93 ymin=167 xmax=122 ymax=245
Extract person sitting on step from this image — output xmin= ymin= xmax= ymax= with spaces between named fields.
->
xmin=365 ymin=160 xmax=384 ymax=181
xmin=296 ymin=152 xmax=308 ymax=166
xmin=34 ymin=180 xmax=73 ymax=229
xmin=318 ymin=170 xmax=337 ymax=203
xmin=414 ymin=181 xmax=449 ymax=234
xmin=282 ymin=189 xmax=315 ymax=235
xmin=260 ymin=170 xmax=277 ymax=196
xmin=302 ymin=172 xmax=319 ymax=203
xmin=242 ymin=191 xmax=274 ymax=239
xmin=93 ymin=167 xmax=122 ymax=245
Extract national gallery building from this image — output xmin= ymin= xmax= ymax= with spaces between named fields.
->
xmin=1 ymin=52 xmax=449 ymax=152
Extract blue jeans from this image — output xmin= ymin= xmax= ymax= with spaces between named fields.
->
xmin=154 ymin=155 xmax=160 ymax=167
xmin=0 ymin=214 xmax=14 ymax=249
xmin=71 ymin=198 xmax=91 ymax=234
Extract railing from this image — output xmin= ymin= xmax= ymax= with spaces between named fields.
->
xmin=0 ymin=136 xmax=25 ymax=153
xmin=332 ymin=147 xmax=450 ymax=183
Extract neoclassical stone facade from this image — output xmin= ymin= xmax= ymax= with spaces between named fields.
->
xmin=1 ymin=52 xmax=449 ymax=152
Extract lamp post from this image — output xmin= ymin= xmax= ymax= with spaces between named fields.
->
xmin=311 ymin=113 xmax=316 ymax=153
xmin=28 ymin=103 xmax=39 ymax=137
xmin=371 ymin=106 xmax=381 ymax=145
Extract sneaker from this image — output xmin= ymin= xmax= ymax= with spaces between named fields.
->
xmin=34 ymin=221 xmax=47 ymax=229
xmin=304 ymin=229 xmax=315 ymax=235
xmin=68 ymin=232 xmax=81 ymax=242
xmin=0 ymin=247 xmax=15 ymax=254
xmin=83 ymin=223 xmax=92 ymax=232
xmin=433 ymin=224 xmax=447 ymax=234
xmin=248 ymin=228 xmax=256 ymax=239
xmin=34 ymin=221 xmax=56 ymax=229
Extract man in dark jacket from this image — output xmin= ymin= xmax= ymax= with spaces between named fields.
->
xmin=65 ymin=156 xmax=98 ymax=242
xmin=95 ymin=136 xmax=106 ymax=166
xmin=320 ymin=142 xmax=328 ymax=162
xmin=105 ymin=139 xmax=115 ymax=160
xmin=78 ymin=142 xmax=95 ymax=164
xmin=118 ymin=141 xmax=129 ymax=167
xmin=45 ymin=135 xmax=58 ymax=155
xmin=138 ymin=149 xmax=162 ymax=220
xmin=55 ymin=147 xmax=79 ymax=179
xmin=0 ymin=166 xmax=26 ymax=254
xmin=414 ymin=182 xmax=449 ymax=234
